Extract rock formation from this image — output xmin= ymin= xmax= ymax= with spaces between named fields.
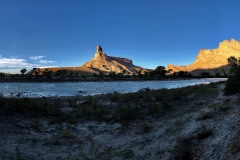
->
xmin=81 ymin=45 xmax=147 ymax=75
xmin=166 ymin=39 xmax=240 ymax=76
xmin=40 ymin=45 xmax=148 ymax=75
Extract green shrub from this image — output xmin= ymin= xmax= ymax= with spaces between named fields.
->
xmin=94 ymin=106 xmax=108 ymax=120
xmin=115 ymin=106 xmax=140 ymax=121
xmin=60 ymin=130 xmax=75 ymax=139
xmin=197 ymin=126 xmax=213 ymax=140
xmin=224 ymin=71 xmax=240 ymax=95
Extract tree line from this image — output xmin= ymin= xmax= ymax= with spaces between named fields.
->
xmin=0 ymin=63 xmax=230 ymax=80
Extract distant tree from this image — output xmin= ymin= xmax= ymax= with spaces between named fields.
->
xmin=43 ymin=68 xmax=49 ymax=76
xmin=69 ymin=72 xmax=74 ymax=79
xmin=81 ymin=74 xmax=87 ymax=79
xmin=108 ymin=72 xmax=117 ymax=78
xmin=31 ymin=68 xmax=40 ymax=76
xmin=137 ymin=70 xmax=143 ymax=78
xmin=61 ymin=70 xmax=67 ymax=77
xmin=215 ymin=73 xmax=221 ymax=77
xmin=55 ymin=70 xmax=67 ymax=78
xmin=201 ymin=72 xmax=210 ymax=77
xmin=117 ymin=73 xmax=124 ymax=78
xmin=178 ymin=71 xmax=186 ymax=77
xmin=148 ymin=71 xmax=155 ymax=77
xmin=74 ymin=72 xmax=80 ymax=78
xmin=155 ymin=66 xmax=166 ymax=78
xmin=173 ymin=72 xmax=177 ymax=77
xmin=98 ymin=72 xmax=104 ymax=78
xmin=228 ymin=56 xmax=238 ymax=64
xmin=143 ymin=71 xmax=150 ymax=78
xmin=20 ymin=68 xmax=27 ymax=75
xmin=92 ymin=73 xmax=98 ymax=77
xmin=228 ymin=56 xmax=240 ymax=74
xmin=187 ymin=73 xmax=193 ymax=77
xmin=225 ymin=56 xmax=240 ymax=95
xmin=55 ymin=70 xmax=62 ymax=78
xmin=0 ymin=72 xmax=5 ymax=78
xmin=48 ymin=71 xmax=53 ymax=78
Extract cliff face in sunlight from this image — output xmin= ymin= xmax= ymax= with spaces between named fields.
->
xmin=79 ymin=45 xmax=148 ymax=75
xmin=42 ymin=46 xmax=148 ymax=75
xmin=166 ymin=39 xmax=240 ymax=76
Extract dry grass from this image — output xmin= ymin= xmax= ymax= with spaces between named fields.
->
xmin=0 ymin=82 xmax=221 ymax=123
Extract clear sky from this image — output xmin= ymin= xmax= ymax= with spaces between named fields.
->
xmin=0 ymin=0 xmax=240 ymax=73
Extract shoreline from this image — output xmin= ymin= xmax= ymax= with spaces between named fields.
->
xmin=0 ymin=76 xmax=228 ymax=83
xmin=0 ymin=79 xmax=228 ymax=98
xmin=2 ymin=81 xmax=240 ymax=159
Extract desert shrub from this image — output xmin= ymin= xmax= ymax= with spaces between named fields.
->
xmin=230 ymin=136 xmax=240 ymax=154
xmin=121 ymin=148 xmax=134 ymax=158
xmin=0 ymin=97 xmax=62 ymax=117
xmin=77 ymin=105 xmax=92 ymax=119
xmin=73 ymin=104 xmax=108 ymax=121
xmin=94 ymin=106 xmax=108 ymax=120
xmin=196 ymin=112 xmax=214 ymax=121
xmin=60 ymin=130 xmax=75 ymax=139
xmin=115 ymin=106 xmax=140 ymax=121
xmin=174 ymin=138 xmax=194 ymax=160
xmin=15 ymin=147 xmax=25 ymax=160
xmin=224 ymin=71 xmax=240 ymax=95
xmin=196 ymin=126 xmax=213 ymax=140
xmin=147 ymin=104 xmax=161 ymax=115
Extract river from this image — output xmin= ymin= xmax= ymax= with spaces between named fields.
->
xmin=0 ymin=78 xmax=227 ymax=97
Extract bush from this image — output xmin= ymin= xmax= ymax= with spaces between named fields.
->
xmin=60 ymin=130 xmax=75 ymax=139
xmin=197 ymin=126 xmax=213 ymax=140
xmin=224 ymin=71 xmax=240 ymax=95
xmin=115 ymin=106 xmax=140 ymax=121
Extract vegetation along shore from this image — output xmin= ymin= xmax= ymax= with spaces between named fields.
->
xmin=0 ymin=77 xmax=240 ymax=159
xmin=0 ymin=56 xmax=240 ymax=159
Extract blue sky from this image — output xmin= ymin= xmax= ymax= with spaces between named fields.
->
xmin=0 ymin=0 xmax=240 ymax=73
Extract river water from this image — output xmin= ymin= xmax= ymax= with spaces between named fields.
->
xmin=0 ymin=78 xmax=227 ymax=97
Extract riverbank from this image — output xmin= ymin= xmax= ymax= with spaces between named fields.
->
xmin=0 ymin=78 xmax=228 ymax=98
xmin=1 ymin=81 xmax=240 ymax=159
xmin=0 ymin=76 xmax=228 ymax=83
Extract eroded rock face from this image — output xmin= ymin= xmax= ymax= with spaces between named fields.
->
xmin=39 ymin=45 xmax=148 ymax=75
xmin=166 ymin=39 xmax=240 ymax=76
xmin=82 ymin=46 xmax=147 ymax=75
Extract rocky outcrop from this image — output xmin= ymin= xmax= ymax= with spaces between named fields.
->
xmin=80 ymin=45 xmax=147 ymax=75
xmin=41 ymin=45 xmax=148 ymax=75
xmin=167 ymin=39 xmax=240 ymax=75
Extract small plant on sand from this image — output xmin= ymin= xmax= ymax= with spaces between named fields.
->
xmin=208 ymin=103 xmax=220 ymax=110
xmin=94 ymin=106 xmax=108 ymax=120
xmin=174 ymin=116 xmax=183 ymax=125
xmin=16 ymin=147 xmax=25 ymax=160
xmin=115 ymin=106 xmax=140 ymax=121
xmin=60 ymin=130 xmax=75 ymax=139
xmin=136 ymin=123 xmax=152 ymax=134
xmin=229 ymin=136 xmax=240 ymax=154
xmin=174 ymin=138 xmax=195 ymax=160
xmin=196 ymin=112 xmax=214 ymax=121
xmin=120 ymin=148 xmax=134 ymax=159
xmin=197 ymin=126 xmax=213 ymax=140
xmin=219 ymin=105 xmax=231 ymax=112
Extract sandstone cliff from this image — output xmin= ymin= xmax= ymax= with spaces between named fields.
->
xmin=166 ymin=39 xmax=240 ymax=76
xmin=80 ymin=45 xmax=147 ymax=75
xmin=40 ymin=46 xmax=147 ymax=75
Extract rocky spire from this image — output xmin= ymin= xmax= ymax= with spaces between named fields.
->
xmin=94 ymin=45 xmax=106 ymax=59
xmin=96 ymin=45 xmax=103 ymax=53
